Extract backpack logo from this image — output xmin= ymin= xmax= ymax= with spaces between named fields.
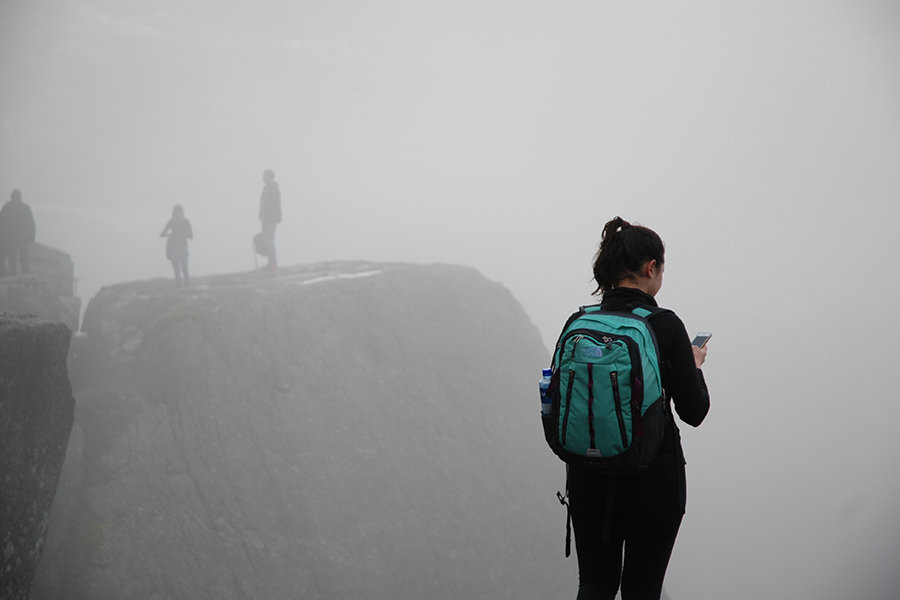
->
xmin=581 ymin=345 xmax=604 ymax=358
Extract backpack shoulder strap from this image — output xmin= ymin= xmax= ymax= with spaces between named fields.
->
xmin=555 ymin=304 xmax=602 ymax=343
xmin=629 ymin=305 xmax=675 ymax=371
xmin=630 ymin=304 xmax=672 ymax=320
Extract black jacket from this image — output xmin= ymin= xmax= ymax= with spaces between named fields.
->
xmin=0 ymin=198 xmax=36 ymax=248
xmin=259 ymin=182 xmax=282 ymax=224
xmin=599 ymin=287 xmax=710 ymax=462
xmin=160 ymin=218 xmax=193 ymax=260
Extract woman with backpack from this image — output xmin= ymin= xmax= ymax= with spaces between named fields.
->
xmin=160 ymin=204 xmax=193 ymax=288
xmin=568 ymin=216 xmax=710 ymax=600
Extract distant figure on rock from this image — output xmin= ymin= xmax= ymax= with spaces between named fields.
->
xmin=258 ymin=169 xmax=281 ymax=271
xmin=0 ymin=189 xmax=37 ymax=276
xmin=160 ymin=204 xmax=193 ymax=288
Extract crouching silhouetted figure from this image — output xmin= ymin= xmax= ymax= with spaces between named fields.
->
xmin=160 ymin=204 xmax=193 ymax=287
xmin=0 ymin=189 xmax=36 ymax=276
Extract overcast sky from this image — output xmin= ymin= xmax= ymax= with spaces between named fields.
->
xmin=2 ymin=1 xmax=900 ymax=598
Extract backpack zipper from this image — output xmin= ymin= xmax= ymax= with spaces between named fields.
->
xmin=560 ymin=369 xmax=576 ymax=445
xmin=569 ymin=335 xmax=584 ymax=359
xmin=609 ymin=372 xmax=629 ymax=449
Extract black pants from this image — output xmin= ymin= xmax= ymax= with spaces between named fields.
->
xmin=569 ymin=461 xmax=684 ymax=600
xmin=1 ymin=243 xmax=28 ymax=275
xmin=171 ymin=255 xmax=189 ymax=287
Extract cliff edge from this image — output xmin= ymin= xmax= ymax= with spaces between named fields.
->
xmin=33 ymin=261 xmax=567 ymax=599
xmin=0 ymin=244 xmax=81 ymax=333
xmin=0 ymin=316 xmax=75 ymax=600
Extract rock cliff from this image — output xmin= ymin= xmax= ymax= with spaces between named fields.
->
xmin=0 ymin=244 xmax=81 ymax=333
xmin=33 ymin=261 xmax=570 ymax=599
xmin=0 ymin=316 xmax=75 ymax=600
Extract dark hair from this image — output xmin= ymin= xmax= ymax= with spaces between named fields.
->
xmin=591 ymin=216 xmax=665 ymax=296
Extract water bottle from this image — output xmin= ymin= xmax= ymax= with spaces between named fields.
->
xmin=539 ymin=368 xmax=553 ymax=416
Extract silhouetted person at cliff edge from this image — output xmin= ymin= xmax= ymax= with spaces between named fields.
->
xmin=258 ymin=169 xmax=281 ymax=270
xmin=160 ymin=204 xmax=193 ymax=288
xmin=0 ymin=189 xmax=36 ymax=276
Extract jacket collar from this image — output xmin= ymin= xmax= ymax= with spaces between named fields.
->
xmin=599 ymin=287 xmax=658 ymax=311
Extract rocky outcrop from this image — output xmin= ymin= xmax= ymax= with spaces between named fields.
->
xmin=0 ymin=244 xmax=81 ymax=333
xmin=0 ymin=316 xmax=75 ymax=600
xmin=33 ymin=262 xmax=568 ymax=600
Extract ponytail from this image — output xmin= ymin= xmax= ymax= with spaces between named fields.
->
xmin=592 ymin=216 xmax=665 ymax=296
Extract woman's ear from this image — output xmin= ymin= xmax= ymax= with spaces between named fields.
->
xmin=643 ymin=259 xmax=657 ymax=279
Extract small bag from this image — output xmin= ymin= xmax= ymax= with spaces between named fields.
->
xmin=253 ymin=233 xmax=268 ymax=257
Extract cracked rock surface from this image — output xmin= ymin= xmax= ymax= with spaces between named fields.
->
xmin=33 ymin=262 xmax=567 ymax=599
xmin=0 ymin=244 xmax=81 ymax=333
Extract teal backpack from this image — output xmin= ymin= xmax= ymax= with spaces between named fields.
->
xmin=543 ymin=305 xmax=667 ymax=474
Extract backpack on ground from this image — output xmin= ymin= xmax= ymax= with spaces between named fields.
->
xmin=542 ymin=305 xmax=668 ymax=474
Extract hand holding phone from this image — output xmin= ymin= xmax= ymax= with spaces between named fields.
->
xmin=691 ymin=332 xmax=711 ymax=368
xmin=691 ymin=332 xmax=712 ymax=348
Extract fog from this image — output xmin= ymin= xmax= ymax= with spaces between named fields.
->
xmin=2 ymin=1 xmax=900 ymax=598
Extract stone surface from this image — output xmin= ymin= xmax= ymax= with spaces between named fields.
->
xmin=0 ymin=316 xmax=75 ymax=600
xmin=0 ymin=244 xmax=81 ymax=333
xmin=33 ymin=262 xmax=571 ymax=600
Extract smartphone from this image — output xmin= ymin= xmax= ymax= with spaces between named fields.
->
xmin=691 ymin=332 xmax=712 ymax=348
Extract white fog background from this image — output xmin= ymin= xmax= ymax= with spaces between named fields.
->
xmin=2 ymin=1 xmax=899 ymax=598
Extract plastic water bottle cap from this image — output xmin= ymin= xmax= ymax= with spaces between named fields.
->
xmin=542 ymin=368 xmax=552 ymax=377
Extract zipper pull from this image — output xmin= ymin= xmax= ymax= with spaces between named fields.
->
xmin=570 ymin=335 xmax=583 ymax=359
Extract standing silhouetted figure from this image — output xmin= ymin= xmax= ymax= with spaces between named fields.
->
xmin=259 ymin=169 xmax=281 ymax=270
xmin=0 ymin=189 xmax=36 ymax=276
xmin=160 ymin=204 xmax=193 ymax=288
